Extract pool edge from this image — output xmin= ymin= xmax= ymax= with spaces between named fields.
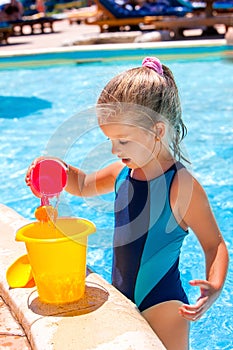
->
xmin=0 ymin=38 xmax=227 ymax=58
xmin=0 ymin=203 xmax=165 ymax=350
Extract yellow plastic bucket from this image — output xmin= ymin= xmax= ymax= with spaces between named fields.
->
xmin=16 ymin=218 xmax=96 ymax=304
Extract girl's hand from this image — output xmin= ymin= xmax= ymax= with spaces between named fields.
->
xmin=178 ymin=279 xmax=221 ymax=322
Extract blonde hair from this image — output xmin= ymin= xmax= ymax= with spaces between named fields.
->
xmin=97 ymin=64 xmax=187 ymax=161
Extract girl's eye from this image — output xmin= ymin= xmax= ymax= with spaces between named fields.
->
xmin=107 ymin=138 xmax=129 ymax=145
xmin=119 ymin=140 xmax=128 ymax=145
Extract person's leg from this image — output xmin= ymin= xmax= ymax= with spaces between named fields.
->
xmin=142 ymin=300 xmax=190 ymax=350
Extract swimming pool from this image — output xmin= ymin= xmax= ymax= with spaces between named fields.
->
xmin=0 ymin=46 xmax=232 ymax=349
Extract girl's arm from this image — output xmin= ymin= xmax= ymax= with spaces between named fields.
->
xmin=176 ymin=171 xmax=229 ymax=321
xmin=65 ymin=161 xmax=124 ymax=197
xmin=26 ymin=157 xmax=124 ymax=198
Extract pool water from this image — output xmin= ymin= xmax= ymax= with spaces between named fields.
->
xmin=0 ymin=53 xmax=232 ymax=349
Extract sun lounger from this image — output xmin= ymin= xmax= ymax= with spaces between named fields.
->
xmin=213 ymin=0 xmax=233 ymax=11
xmin=145 ymin=13 xmax=233 ymax=32
xmin=10 ymin=14 xmax=61 ymax=35
xmin=66 ymin=5 xmax=100 ymax=24
xmin=85 ymin=0 xmax=233 ymax=35
xmin=98 ymin=0 xmax=192 ymax=18
xmin=190 ymin=0 xmax=233 ymax=15
xmin=0 ymin=21 xmax=12 ymax=43
xmin=85 ymin=0 xmax=195 ymax=31
xmin=54 ymin=0 xmax=85 ymax=11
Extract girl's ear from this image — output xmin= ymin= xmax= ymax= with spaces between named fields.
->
xmin=153 ymin=122 xmax=166 ymax=139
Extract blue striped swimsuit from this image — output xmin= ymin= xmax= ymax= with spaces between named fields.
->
xmin=112 ymin=162 xmax=189 ymax=312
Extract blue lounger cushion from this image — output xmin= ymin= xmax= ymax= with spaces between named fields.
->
xmin=0 ymin=21 xmax=9 ymax=28
xmin=177 ymin=0 xmax=233 ymax=10
xmin=100 ymin=0 xmax=193 ymax=18
xmin=213 ymin=0 xmax=233 ymax=9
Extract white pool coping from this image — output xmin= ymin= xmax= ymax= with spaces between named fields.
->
xmin=0 ymin=38 xmax=227 ymax=58
xmin=0 ymin=204 xmax=165 ymax=350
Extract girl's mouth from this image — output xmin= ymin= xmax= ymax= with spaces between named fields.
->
xmin=121 ymin=158 xmax=131 ymax=164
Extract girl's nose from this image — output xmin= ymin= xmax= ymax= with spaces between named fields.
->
xmin=111 ymin=140 xmax=120 ymax=155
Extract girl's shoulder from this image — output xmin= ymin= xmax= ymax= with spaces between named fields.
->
xmin=172 ymin=163 xmax=210 ymax=216
xmin=174 ymin=163 xmax=204 ymax=190
xmin=173 ymin=163 xmax=206 ymax=197
xmin=171 ymin=163 xmax=212 ymax=231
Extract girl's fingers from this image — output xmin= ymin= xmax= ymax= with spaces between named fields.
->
xmin=25 ymin=156 xmax=45 ymax=185
xmin=179 ymin=294 xmax=209 ymax=321
xmin=189 ymin=279 xmax=212 ymax=291
xmin=180 ymin=297 xmax=208 ymax=313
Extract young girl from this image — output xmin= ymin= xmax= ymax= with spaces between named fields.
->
xmin=26 ymin=57 xmax=228 ymax=350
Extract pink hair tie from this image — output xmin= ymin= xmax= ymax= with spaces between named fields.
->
xmin=142 ymin=57 xmax=163 ymax=76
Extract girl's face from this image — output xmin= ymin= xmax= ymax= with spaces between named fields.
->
xmin=101 ymin=123 xmax=156 ymax=170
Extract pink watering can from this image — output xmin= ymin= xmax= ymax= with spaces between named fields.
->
xmin=29 ymin=158 xmax=68 ymax=204
xmin=29 ymin=158 xmax=68 ymax=221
